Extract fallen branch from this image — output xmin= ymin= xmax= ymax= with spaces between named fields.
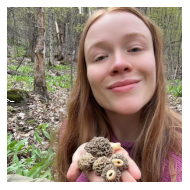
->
xmin=7 ymin=70 xmax=33 ymax=77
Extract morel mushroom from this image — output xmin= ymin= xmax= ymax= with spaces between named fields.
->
xmin=111 ymin=154 xmax=128 ymax=172
xmin=93 ymin=156 xmax=111 ymax=176
xmin=78 ymin=152 xmax=96 ymax=171
xmin=84 ymin=137 xmax=113 ymax=158
xmin=101 ymin=164 xmax=121 ymax=182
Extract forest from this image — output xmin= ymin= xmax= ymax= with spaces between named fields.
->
xmin=7 ymin=7 xmax=182 ymax=181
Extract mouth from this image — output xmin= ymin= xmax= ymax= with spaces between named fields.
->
xmin=107 ymin=79 xmax=141 ymax=92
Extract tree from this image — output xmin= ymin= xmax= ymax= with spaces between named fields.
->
xmin=34 ymin=7 xmax=49 ymax=100
xmin=27 ymin=7 xmax=36 ymax=63
xmin=48 ymin=7 xmax=54 ymax=66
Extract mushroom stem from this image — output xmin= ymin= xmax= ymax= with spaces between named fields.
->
xmin=110 ymin=143 xmax=122 ymax=151
xmin=106 ymin=170 xmax=116 ymax=181
xmin=112 ymin=159 xmax=124 ymax=167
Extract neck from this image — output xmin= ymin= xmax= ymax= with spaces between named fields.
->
xmin=105 ymin=110 xmax=141 ymax=142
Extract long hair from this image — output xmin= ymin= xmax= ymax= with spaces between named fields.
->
xmin=55 ymin=7 xmax=182 ymax=182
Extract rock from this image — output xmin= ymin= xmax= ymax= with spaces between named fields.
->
xmin=7 ymin=89 xmax=29 ymax=105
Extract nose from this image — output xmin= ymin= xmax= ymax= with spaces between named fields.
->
xmin=109 ymin=50 xmax=132 ymax=76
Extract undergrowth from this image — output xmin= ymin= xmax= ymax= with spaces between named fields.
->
xmin=167 ymin=79 xmax=182 ymax=97
xmin=7 ymin=64 xmax=73 ymax=92
xmin=7 ymin=123 xmax=56 ymax=180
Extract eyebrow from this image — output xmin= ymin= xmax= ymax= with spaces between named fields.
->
xmin=86 ymin=32 xmax=148 ymax=55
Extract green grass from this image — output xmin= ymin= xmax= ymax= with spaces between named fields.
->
xmin=167 ymin=79 xmax=182 ymax=97
xmin=7 ymin=123 xmax=55 ymax=180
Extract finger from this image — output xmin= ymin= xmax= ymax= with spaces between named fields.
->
xmin=72 ymin=143 xmax=87 ymax=162
xmin=85 ymin=170 xmax=104 ymax=182
xmin=114 ymin=148 xmax=141 ymax=180
xmin=121 ymin=170 xmax=137 ymax=182
xmin=67 ymin=143 xmax=87 ymax=182
xmin=67 ymin=161 xmax=82 ymax=182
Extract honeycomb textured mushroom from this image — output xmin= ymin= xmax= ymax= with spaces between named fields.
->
xmin=93 ymin=156 xmax=112 ymax=176
xmin=111 ymin=154 xmax=128 ymax=171
xmin=78 ymin=152 xmax=96 ymax=171
xmin=84 ymin=137 xmax=113 ymax=158
xmin=101 ymin=164 xmax=121 ymax=182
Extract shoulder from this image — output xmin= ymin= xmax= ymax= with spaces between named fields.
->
xmin=161 ymin=152 xmax=182 ymax=182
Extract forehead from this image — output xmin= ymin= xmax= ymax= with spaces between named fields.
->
xmin=84 ymin=11 xmax=152 ymax=51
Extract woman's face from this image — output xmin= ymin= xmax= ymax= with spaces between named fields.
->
xmin=84 ymin=12 xmax=156 ymax=115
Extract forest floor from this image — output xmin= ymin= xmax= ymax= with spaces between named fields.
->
xmin=7 ymin=56 xmax=182 ymax=165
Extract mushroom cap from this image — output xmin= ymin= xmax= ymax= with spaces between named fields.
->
xmin=84 ymin=137 xmax=113 ymax=158
xmin=93 ymin=156 xmax=111 ymax=176
xmin=111 ymin=154 xmax=128 ymax=171
xmin=101 ymin=164 xmax=121 ymax=182
xmin=77 ymin=152 xmax=96 ymax=171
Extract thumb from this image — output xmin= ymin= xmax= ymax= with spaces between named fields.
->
xmin=67 ymin=161 xmax=82 ymax=182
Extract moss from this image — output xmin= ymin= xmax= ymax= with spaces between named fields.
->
xmin=7 ymin=89 xmax=29 ymax=103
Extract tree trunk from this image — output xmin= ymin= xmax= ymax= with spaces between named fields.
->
xmin=12 ymin=10 xmax=18 ymax=57
xmin=55 ymin=21 xmax=63 ymax=61
xmin=165 ymin=8 xmax=174 ymax=79
xmin=27 ymin=8 xmax=34 ymax=62
xmin=70 ymin=7 xmax=75 ymax=88
xmin=48 ymin=7 xmax=54 ymax=66
xmin=34 ymin=7 xmax=49 ymax=100
xmin=64 ymin=23 xmax=69 ymax=63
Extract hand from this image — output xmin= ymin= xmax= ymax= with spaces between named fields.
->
xmin=67 ymin=143 xmax=141 ymax=182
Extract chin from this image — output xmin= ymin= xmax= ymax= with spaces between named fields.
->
xmin=115 ymin=101 xmax=144 ymax=115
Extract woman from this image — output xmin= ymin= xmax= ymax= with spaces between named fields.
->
xmin=56 ymin=7 xmax=182 ymax=182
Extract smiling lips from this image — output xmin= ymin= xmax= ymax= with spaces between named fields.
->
xmin=108 ymin=79 xmax=140 ymax=92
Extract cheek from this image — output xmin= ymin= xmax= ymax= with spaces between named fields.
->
xmin=141 ymin=56 xmax=156 ymax=80
xmin=87 ymin=66 xmax=106 ymax=88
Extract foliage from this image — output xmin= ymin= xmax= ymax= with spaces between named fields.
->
xmin=7 ymin=123 xmax=55 ymax=180
xmin=7 ymin=64 xmax=74 ymax=92
xmin=12 ymin=46 xmax=26 ymax=58
xmin=7 ymin=37 xmax=14 ymax=44
xmin=46 ymin=74 xmax=71 ymax=91
xmin=167 ymin=79 xmax=182 ymax=97
xmin=49 ymin=65 xmax=70 ymax=71
xmin=74 ymin=23 xmax=85 ymax=34
xmin=7 ymin=75 xmax=34 ymax=91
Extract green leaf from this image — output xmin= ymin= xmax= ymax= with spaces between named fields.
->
xmin=35 ymin=148 xmax=42 ymax=158
xmin=7 ymin=134 xmax=13 ymax=144
xmin=25 ymin=157 xmax=36 ymax=165
xmin=23 ymin=169 xmax=29 ymax=176
xmin=31 ymin=144 xmax=36 ymax=157
xmin=7 ymin=164 xmax=18 ymax=173
xmin=27 ymin=161 xmax=44 ymax=178
xmin=34 ymin=132 xmax=42 ymax=145
xmin=12 ymin=151 xmax=18 ymax=164
xmin=42 ymin=130 xmax=50 ymax=139
xmin=25 ymin=145 xmax=32 ymax=154
xmin=39 ymin=169 xmax=51 ymax=179
xmin=17 ymin=144 xmax=25 ymax=151
xmin=7 ymin=140 xmax=17 ymax=150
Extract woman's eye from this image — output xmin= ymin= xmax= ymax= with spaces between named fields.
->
xmin=95 ymin=56 xmax=107 ymax=62
xmin=129 ymin=48 xmax=141 ymax=52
